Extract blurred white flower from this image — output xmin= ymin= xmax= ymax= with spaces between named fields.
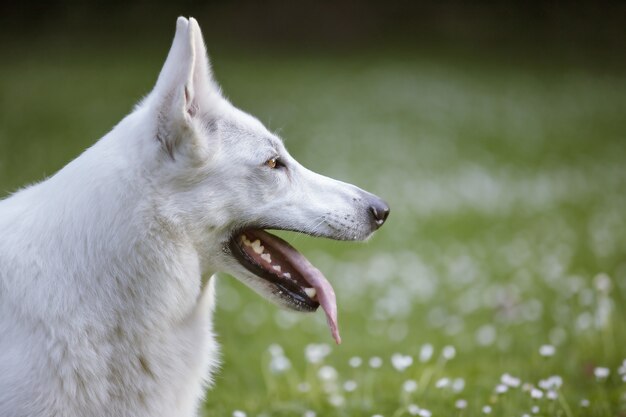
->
xmin=531 ymin=405 xmax=539 ymax=414
xmin=455 ymin=399 xmax=467 ymax=409
xmin=452 ymin=378 xmax=465 ymax=393
xmin=298 ymin=382 xmax=311 ymax=393
xmin=268 ymin=344 xmax=284 ymax=357
xmin=547 ymin=390 xmax=557 ymax=400
xmin=594 ymin=367 xmax=610 ymax=380
xmin=349 ymin=356 xmax=362 ymax=368
xmin=391 ymin=353 xmax=413 ymax=372
xmin=232 ymin=411 xmax=246 ymax=417
xmin=343 ymin=380 xmax=358 ymax=392
xmin=305 ymin=343 xmax=331 ymax=364
xmin=442 ymin=345 xmax=456 ymax=360
xmin=269 ymin=355 xmax=291 ymax=374
xmin=303 ymin=411 xmax=316 ymax=417
xmin=482 ymin=405 xmax=492 ymax=414
xmin=501 ymin=373 xmax=521 ymax=388
xmin=328 ymin=394 xmax=345 ymax=407
xmin=403 ymin=379 xmax=418 ymax=393
xmin=538 ymin=375 xmax=562 ymax=390
xmin=419 ymin=344 xmax=434 ymax=362
xmin=530 ymin=388 xmax=543 ymax=399
xmin=476 ymin=324 xmax=497 ymax=346
xmin=372 ymin=414 xmax=383 ymax=417
xmin=580 ymin=399 xmax=590 ymax=407
xmin=594 ymin=273 xmax=612 ymax=293
xmin=407 ymin=404 xmax=420 ymax=415
xmin=318 ymin=365 xmax=338 ymax=381
xmin=418 ymin=409 xmax=432 ymax=417
xmin=495 ymin=384 xmax=508 ymax=394
xmin=435 ymin=377 xmax=450 ymax=389
xmin=369 ymin=356 xmax=383 ymax=369
xmin=539 ymin=344 xmax=555 ymax=357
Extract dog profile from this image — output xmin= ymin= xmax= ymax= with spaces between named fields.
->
xmin=0 ymin=17 xmax=388 ymax=417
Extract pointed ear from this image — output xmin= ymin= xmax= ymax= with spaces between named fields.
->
xmin=188 ymin=17 xmax=217 ymax=108
xmin=152 ymin=17 xmax=217 ymax=157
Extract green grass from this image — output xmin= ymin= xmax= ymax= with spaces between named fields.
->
xmin=1 ymin=42 xmax=625 ymax=417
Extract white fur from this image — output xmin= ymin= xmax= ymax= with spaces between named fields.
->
xmin=0 ymin=17 xmax=385 ymax=417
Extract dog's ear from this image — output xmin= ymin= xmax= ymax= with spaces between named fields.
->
xmin=152 ymin=17 xmax=219 ymax=157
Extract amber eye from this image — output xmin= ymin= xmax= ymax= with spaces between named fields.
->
xmin=266 ymin=157 xmax=279 ymax=169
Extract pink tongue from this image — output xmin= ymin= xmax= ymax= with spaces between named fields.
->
xmin=251 ymin=231 xmax=341 ymax=344
xmin=294 ymin=259 xmax=341 ymax=345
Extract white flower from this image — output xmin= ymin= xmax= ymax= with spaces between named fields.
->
xmin=455 ymin=399 xmax=468 ymax=409
xmin=531 ymin=405 xmax=539 ymax=414
xmin=475 ymin=324 xmax=497 ymax=346
xmin=408 ymin=404 xmax=420 ymax=415
xmin=403 ymin=379 xmax=418 ymax=393
xmin=442 ymin=345 xmax=456 ymax=360
xmin=369 ymin=356 xmax=383 ymax=369
xmin=538 ymin=375 xmax=562 ymax=390
xmin=419 ymin=344 xmax=434 ymax=362
xmin=418 ymin=409 xmax=432 ymax=417
xmin=298 ymin=382 xmax=311 ymax=392
xmin=328 ymin=394 xmax=345 ymax=407
xmin=343 ymin=380 xmax=358 ymax=392
xmin=305 ymin=343 xmax=331 ymax=364
xmin=303 ymin=411 xmax=316 ymax=417
xmin=539 ymin=344 xmax=556 ymax=357
xmin=594 ymin=367 xmax=610 ymax=380
xmin=268 ymin=344 xmax=284 ymax=357
xmin=318 ymin=365 xmax=338 ymax=381
xmin=594 ymin=273 xmax=612 ymax=293
xmin=501 ymin=373 xmax=521 ymax=388
xmin=232 ymin=411 xmax=246 ymax=417
xmin=482 ymin=405 xmax=492 ymax=414
xmin=580 ymin=399 xmax=590 ymax=407
xmin=530 ymin=388 xmax=543 ymax=399
xmin=269 ymin=355 xmax=291 ymax=374
xmin=495 ymin=384 xmax=508 ymax=394
xmin=435 ymin=377 xmax=450 ymax=388
xmin=391 ymin=353 xmax=413 ymax=372
xmin=546 ymin=390 xmax=558 ymax=400
xmin=349 ymin=356 xmax=362 ymax=368
xmin=372 ymin=415 xmax=383 ymax=417
xmin=452 ymin=378 xmax=465 ymax=393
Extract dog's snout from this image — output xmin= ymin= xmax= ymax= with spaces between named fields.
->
xmin=369 ymin=198 xmax=390 ymax=229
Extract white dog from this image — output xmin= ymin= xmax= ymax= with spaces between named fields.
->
xmin=0 ymin=17 xmax=389 ymax=417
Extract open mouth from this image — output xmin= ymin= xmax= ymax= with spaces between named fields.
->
xmin=229 ymin=228 xmax=341 ymax=344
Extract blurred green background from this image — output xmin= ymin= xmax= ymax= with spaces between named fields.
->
xmin=1 ymin=2 xmax=626 ymax=416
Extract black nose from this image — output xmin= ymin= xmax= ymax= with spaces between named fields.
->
xmin=369 ymin=198 xmax=390 ymax=229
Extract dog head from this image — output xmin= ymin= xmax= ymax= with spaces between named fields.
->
xmin=143 ymin=17 xmax=389 ymax=342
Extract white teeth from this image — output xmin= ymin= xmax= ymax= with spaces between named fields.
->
xmin=261 ymin=253 xmax=272 ymax=263
xmin=304 ymin=287 xmax=317 ymax=299
xmin=272 ymin=265 xmax=282 ymax=272
xmin=283 ymin=273 xmax=291 ymax=279
xmin=251 ymin=240 xmax=264 ymax=254
xmin=241 ymin=235 xmax=251 ymax=246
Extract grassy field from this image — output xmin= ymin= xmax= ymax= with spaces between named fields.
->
xmin=1 ymin=41 xmax=625 ymax=417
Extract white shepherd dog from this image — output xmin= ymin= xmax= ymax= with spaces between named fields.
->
xmin=0 ymin=17 xmax=389 ymax=417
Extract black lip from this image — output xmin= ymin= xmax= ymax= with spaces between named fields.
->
xmin=228 ymin=230 xmax=320 ymax=312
